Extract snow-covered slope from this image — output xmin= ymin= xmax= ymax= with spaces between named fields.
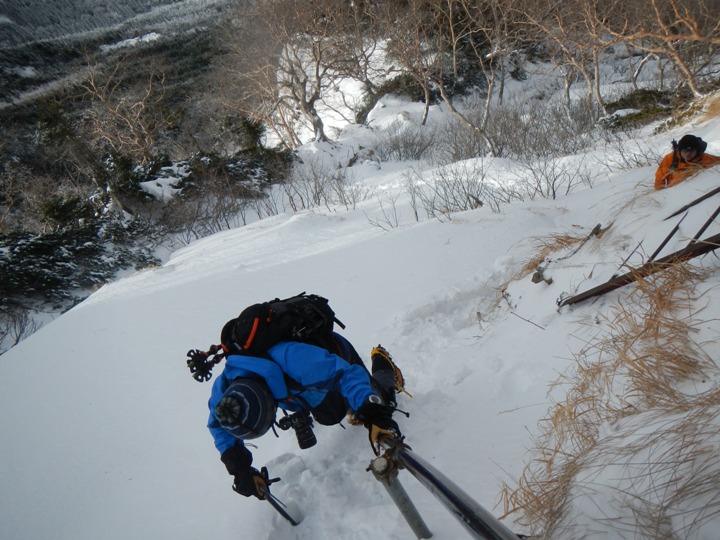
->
xmin=2 ymin=91 xmax=720 ymax=539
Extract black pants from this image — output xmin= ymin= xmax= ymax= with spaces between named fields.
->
xmin=310 ymin=334 xmax=395 ymax=425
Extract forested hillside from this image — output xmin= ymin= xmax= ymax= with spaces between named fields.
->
xmin=1 ymin=0 xmax=719 ymax=355
xmin=0 ymin=0 xmax=233 ymax=46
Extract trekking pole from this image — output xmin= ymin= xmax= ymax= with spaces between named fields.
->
xmin=375 ymin=436 xmax=518 ymax=540
xmin=368 ymin=453 xmax=433 ymax=539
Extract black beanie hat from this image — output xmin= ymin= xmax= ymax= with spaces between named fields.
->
xmin=678 ymin=134 xmax=707 ymax=155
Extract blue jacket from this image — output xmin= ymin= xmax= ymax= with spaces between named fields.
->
xmin=208 ymin=337 xmax=377 ymax=454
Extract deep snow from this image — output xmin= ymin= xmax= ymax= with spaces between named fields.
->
xmin=2 ymin=39 xmax=720 ymax=540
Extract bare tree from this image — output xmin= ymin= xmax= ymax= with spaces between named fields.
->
xmin=220 ymin=0 xmax=369 ymax=148
xmin=373 ymin=0 xmax=445 ymax=126
xmin=591 ymin=0 xmax=720 ymax=97
xmin=79 ymin=61 xmax=170 ymax=164
xmin=450 ymin=0 xmax=522 ymax=107
xmin=0 ymin=160 xmax=28 ymax=233
xmin=374 ymin=0 xmax=528 ymax=155
xmin=436 ymin=0 xmax=527 ymax=152
xmin=520 ymin=0 xmax=622 ymax=121
xmin=327 ymin=2 xmax=387 ymax=101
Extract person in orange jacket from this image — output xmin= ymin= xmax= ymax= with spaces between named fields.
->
xmin=655 ymin=134 xmax=720 ymax=190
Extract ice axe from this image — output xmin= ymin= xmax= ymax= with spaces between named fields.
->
xmin=256 ymin=469 xmax=304 ymax=526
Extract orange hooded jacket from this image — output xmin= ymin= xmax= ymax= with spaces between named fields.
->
xmin=655 ymin=149 xmax=720 ymax=190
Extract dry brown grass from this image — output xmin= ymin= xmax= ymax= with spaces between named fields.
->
xmin=490 ymin=232 xmax=594 ymax=313
xmin=500 ymin=262 xmax=720 ymax=538
xmin=497 ymin=228 xmax=610 ymax=299
xmin=701 ymin=92 xmax=720 ymax=122
xmin=515 ymin=233 xmax=588 ymax=279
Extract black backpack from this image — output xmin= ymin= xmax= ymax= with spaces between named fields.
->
xmin=222 ymin=292 xmax=345 ymax=357
xmin=187 ymin=293 xmax=345 ymax=383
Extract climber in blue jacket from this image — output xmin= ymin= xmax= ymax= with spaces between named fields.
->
xmin=207 ymin=332 xmax=406 ymax=499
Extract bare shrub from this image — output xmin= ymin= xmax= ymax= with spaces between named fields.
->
xmin=283 ymin=158 xmax=333 ymax=212
xmin=0 ymin=303 xmax=40 ymax=354
xmin=403 ymin=160 xmax=500 ymax=220
xmin=494 ymin=97 xmax=600 ymax=199
xmin=159 ymin=165 xmax=262 ymax=246
xmin=513 ymin=156 xmax=594 ymax=200
xmin=370 ymin=121 xmax=437 ymax=162
xmin=433 ymin=109 xmax=489 ymax=163
xmin=329 ymin=167 xmax=375 ymax=211
xmin=504 ymin=99 xmax=598 ymax=159
xmin=433 ymin=94 xmax=598 ymax=163
xmin=0 ymin=162 xmax=49 ymax=233
xmin=283 ymin=157 xmax=338 ymax=211
xmin=282 ymin=156 xmax=374 ymax=212
xmin=252 ymin=188 xmax=286 ymax=220
xmin=161 ymin=194 xmax=255 ymax=247
xmin=598 ymin=129 xmax=666 ymax=173
xmin=366 ymin=191 xmax=402 ymax=230
xmin=79 ymin=62 xmax=170 ymax=165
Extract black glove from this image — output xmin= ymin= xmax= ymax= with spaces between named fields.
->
xmin=233 ymin=466 xmax=279 ymax=499
xmin=356 ymin=397 xmax=401 ymax=445
xmin=221 ymin=444 xmax=266 ymax=497
xmin=220 ymin=444 xmax=253 ymax=477
xmin=233 ymin=467 xmax=268 ymax=498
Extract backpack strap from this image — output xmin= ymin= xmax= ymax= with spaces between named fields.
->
xmin=670 ymin=139 xmax=679 ymax=170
